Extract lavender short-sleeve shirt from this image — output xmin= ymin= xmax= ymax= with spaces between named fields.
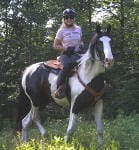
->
xmin=55 ymin=25 xmax=82 ymax=50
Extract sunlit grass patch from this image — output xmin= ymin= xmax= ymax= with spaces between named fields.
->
xmin=0 ymin=113 xmax=139 ymax=150
xmin=14 ymin=136 xmax=120 ymax=150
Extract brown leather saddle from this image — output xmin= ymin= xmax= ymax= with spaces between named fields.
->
xmin=44 ymin=59 xmax=63 ymax=70
xmin=43 ymin=59 xmax=77 ymax=76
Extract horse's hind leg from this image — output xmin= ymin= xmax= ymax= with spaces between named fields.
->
xmin=21 ymin=106 xmax=46 ymax=142
xmin=93 ymin=99 xmax=103 ymax=145
xmin=21 ymin=110 xmax=32 ymax=142
xmin=32 ymin=106 xmax=46 ymax=137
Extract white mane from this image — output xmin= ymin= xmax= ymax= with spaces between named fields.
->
xmin=78 ymin=44 xmax=92 ymax=66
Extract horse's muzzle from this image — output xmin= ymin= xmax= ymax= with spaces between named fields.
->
xmin=104 ymin=58 xmax=114 ymax=69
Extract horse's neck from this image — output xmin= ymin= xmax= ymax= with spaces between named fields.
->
xmin=78 ymin=57 xmax=105 ymax=84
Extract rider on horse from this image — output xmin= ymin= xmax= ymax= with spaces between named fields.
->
xmin=53 ymin=8 xmax=84 ymax=98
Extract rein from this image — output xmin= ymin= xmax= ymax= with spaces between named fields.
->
xmin=76 ymin=69 xmax=107 ymax=101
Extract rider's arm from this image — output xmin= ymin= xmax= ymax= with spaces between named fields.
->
xmin=53 ymin=38 xmax=66 ymax=52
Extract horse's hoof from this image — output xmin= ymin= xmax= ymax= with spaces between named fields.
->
xmin=41 ymin=129 xmax=46 ymax=137
xmin=64 ymin=135 xmax=71 ymax=143
xmin=64 ymin=136 xmax=69 ymax=143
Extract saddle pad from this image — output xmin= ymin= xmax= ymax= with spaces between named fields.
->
xmin=44 ymin=66 xmax=60 ymax=75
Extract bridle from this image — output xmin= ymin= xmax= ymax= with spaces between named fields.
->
xmin=90 ymin=33 xmax=112 ymax=67
xmin=75 ymin=33 xmax=112 ymax=105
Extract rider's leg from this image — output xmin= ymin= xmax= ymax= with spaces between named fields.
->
xmin=55 ymin=65 xmax=72 ymax=98
xmin=55 ymin=55 xmax=72 ymax=98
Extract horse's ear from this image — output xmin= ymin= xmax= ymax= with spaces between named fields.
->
xmin=96 ymin=24 xmax=101 ymax=33
xmin=107 ymin=24 xmax=111 ymax=33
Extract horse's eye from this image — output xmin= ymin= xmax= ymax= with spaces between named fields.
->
xmin=98 ymin=41 xmax=103 ymax=49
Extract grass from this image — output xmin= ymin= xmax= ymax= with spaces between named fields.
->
xmin=0 ymin=113 xmax=139 ymax=150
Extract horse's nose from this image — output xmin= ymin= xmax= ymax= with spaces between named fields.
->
xmin=105 ymin=58 xmax=109 ymax=62
xmin=105 ymin=58 xmax=114 ymax=67
xmin=105 ymin=58 xmax=113 ymax=63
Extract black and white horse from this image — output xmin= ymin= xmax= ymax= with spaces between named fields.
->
xmin=15 ymin=24 xmax=114 ymax=145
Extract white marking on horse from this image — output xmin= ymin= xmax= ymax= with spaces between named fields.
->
xmin=99 ymin=36 xmax=113 ymax=59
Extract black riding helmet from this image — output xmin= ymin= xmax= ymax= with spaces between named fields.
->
xmin=63 ymin=8 xmax=75 ymax=17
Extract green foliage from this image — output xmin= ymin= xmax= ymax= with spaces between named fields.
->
xmin=0 ymin=113 xmax=139 ymax=150
xmin=0 ymin=0 xmax=139 ymax=121
xmin=103 ymin=62 xmax=139 ymax=118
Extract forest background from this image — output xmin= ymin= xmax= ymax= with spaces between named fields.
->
xmin=0 ymin=0 xmax=139 ymax=129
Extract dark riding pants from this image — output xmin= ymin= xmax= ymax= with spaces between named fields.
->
xmin=57 ymin=54 xmax=81 ymax=87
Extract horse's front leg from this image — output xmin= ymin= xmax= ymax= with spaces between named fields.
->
xmin=94 ymin=99 xmax=103 ymax=145
xmin=65 ymin=109 xmax=77 ymax=142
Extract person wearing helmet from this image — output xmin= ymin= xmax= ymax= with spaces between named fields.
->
xmin=53 ymin=8 xmax=84 ymax=99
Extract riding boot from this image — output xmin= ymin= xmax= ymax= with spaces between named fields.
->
xmin=54 ymin=84 xmax=66 ymax=99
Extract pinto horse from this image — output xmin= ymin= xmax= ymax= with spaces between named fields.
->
xmin=15 ymin=24 xmax=114 ymax=145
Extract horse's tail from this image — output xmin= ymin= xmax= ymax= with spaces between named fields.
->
xmin=14 ymin=84 xmax=31 ymax=133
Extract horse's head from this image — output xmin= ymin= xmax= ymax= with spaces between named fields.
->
xmin=90 ymin=24 xmax=114 ymax=69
